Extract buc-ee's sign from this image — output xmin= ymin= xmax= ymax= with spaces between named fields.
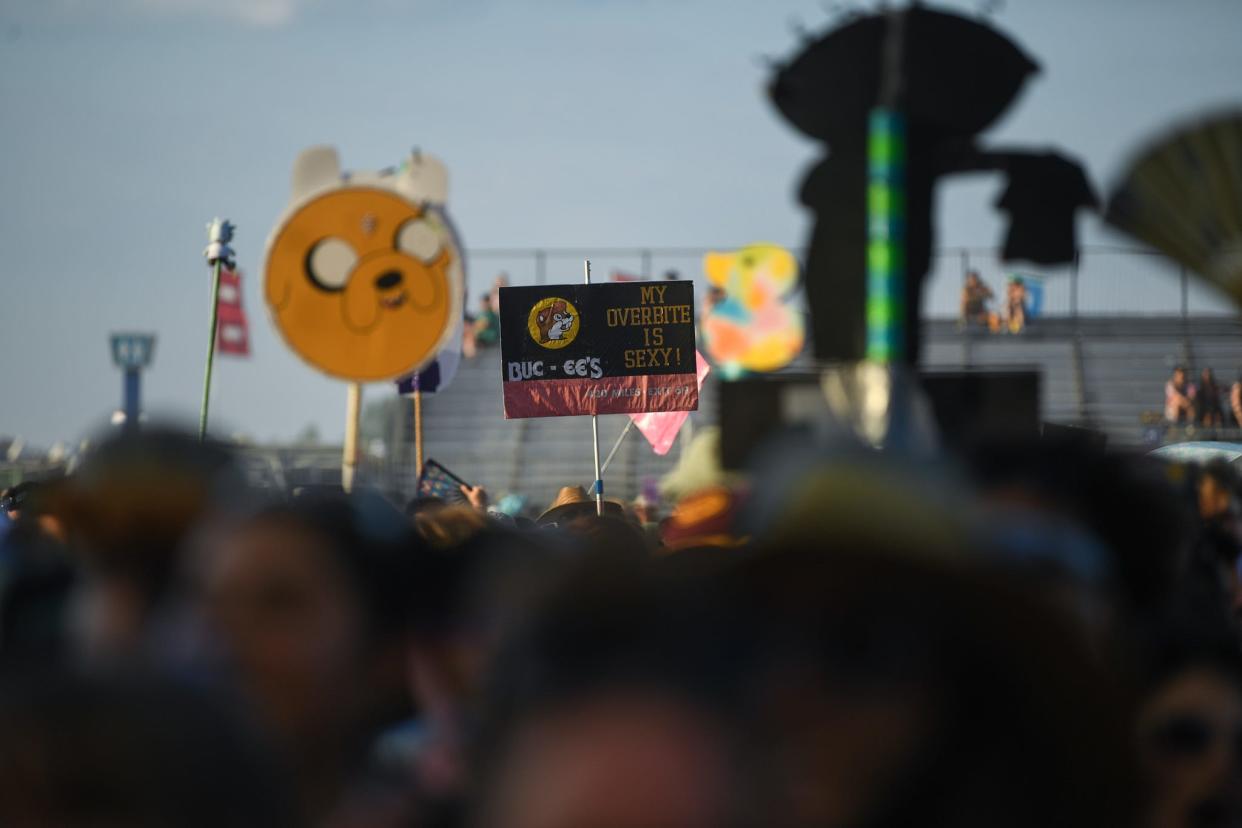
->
xmin=499 ymin=281 xmax=698 ymax=418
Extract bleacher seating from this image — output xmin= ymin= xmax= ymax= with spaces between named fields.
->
xmin=924 ymin=316 xmax=1242 ymax=444
xmin=380 ymin=315 xmax=1242 ymax=506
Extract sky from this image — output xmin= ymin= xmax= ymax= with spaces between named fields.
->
xmin=1 ymin=0 xmax=1240 ymax=448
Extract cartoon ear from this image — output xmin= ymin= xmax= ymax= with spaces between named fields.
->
xmin=291 ymin=145 xmax=341 ymax=203
xmin=395 ymin=151 xmax=449 ymax=205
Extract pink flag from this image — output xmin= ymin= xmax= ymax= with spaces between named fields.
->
xmin=629 ymin=351 xmax=710 ymax=455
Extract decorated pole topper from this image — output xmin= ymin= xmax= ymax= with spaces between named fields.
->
xmin=264 ymin=146 xmax=462 ymax=383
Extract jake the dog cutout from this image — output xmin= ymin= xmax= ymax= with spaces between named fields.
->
xmin=264 ymin=146 xmax=462 ymax=382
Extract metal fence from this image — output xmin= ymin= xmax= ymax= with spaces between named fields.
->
xmin=462 ymin=244 xmax=1235 ymax=321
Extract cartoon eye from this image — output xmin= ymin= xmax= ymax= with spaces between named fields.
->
xmin=305 ymin=237 xmax=357 ymax=291
xmin=395 ymin=219 xmax=442 ymax=263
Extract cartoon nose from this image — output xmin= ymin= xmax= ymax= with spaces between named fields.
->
xmin=375 ymin=271 xmax=403 ymax=290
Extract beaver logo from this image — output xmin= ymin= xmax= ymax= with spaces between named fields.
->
xmin=527 ymin=296 xmax=579 ymax=349
xmin=264 ymin=146 xmax=462 ymax=382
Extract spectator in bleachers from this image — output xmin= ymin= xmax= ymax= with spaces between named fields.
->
xmin=1167 ymin=366 xmax=1196 ymax=425
xmin=474 ymin=294 xmax=500 ymax=347
xmin=464 ymin=293 xmax=501 ymax=358
xmin=489 ymin=272 xmax=509 ymax=312
xmin=959 ymin=270 xmax=999 ymax=332
xmin=1198 ymin=368 xmax=1225 ymax=428
xmin=1005 ymin=276 xmax=1029 ymax=333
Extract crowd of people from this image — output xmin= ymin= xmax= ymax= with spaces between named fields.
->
xmin=2 ymin=423 xmax=1242 ymax=827
xmin=1165 ymin=365 xmax=1242 ymax=430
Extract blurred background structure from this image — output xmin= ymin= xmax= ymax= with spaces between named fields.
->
xmin=2 ymin=0 xmax=1242 ymax=451
xmin=6 ymin=242 xmax=1238 ymax=503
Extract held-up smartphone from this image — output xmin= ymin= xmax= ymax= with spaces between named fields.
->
xmin=417 ymin=458 xmax=471 ymax=504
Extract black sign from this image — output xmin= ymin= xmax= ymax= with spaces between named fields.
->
xmin=499 ymin=281 xmax=698 ymax=418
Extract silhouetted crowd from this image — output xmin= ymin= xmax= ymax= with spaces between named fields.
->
xmin=3 ymin=426 xmax=1242 ymax=828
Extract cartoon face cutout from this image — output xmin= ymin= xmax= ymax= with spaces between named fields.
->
xmin=266 ymin=182 xmax=457 ymax=382
xmin=701 ymin=243 xmax=804 ymax=377
xmin=537 ymin=301 xmax=574 ymax=342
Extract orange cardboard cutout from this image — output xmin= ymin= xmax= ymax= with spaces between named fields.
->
xmin=264 ymin=147 xmax=459 ymax=382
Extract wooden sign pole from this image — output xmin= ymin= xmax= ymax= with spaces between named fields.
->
xmin=414 ymin=388 xmax=424 ymax=477
xmin=343 ymin=381 xmax=361 ymax=492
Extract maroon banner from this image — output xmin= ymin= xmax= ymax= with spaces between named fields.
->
xmin=502 ymin=373 xmax=699 ymax=419
xmin=215 ymin=268 xmax=251 ymax=357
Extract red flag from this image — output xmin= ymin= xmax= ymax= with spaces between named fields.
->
xmin=216 ymin=268 xmax=251 ymax=356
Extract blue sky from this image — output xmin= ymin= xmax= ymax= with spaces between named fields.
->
xmin=1 ymin=0 xmax=1240 ymax=447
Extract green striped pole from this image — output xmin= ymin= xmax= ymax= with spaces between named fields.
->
xmin=866 ymin=108 xmax=906 ymax=363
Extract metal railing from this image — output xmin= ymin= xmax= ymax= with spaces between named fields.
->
xmin=462 ymin=244 xmax=1235 ymax=321
xmin=3 ymin=245 xmax=1237 ymax=491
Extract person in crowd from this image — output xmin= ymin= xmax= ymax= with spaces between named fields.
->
xmin=1197 ymin=462 xmax=1239 ymax=528
xmin=658 ymin=486 xmax=748 ymax=557
xmin=462 ymin=291 xmax=499 ymax=360
xmin=561 ymin=514 xmax=653 ymax=558
xmin=473 ymin=554 xmax=749 ymax=828
xmin=489 ymin=272 xmax=509 ymax=312
xmin=536 ymin=485 xmax=627 ymax=527
xmin=461 ymin=275 xmax=505 ymax=359
xmin=1230 ymin=371 xmax=1242 ymax=428
xmin=1004 ymin=275 xmax=1029 ymax=333
xmin=1167 ymin=366 xmax=1196 ymax=425
xmin=463 ymin=292 xmax=501 ymax=358
xmin=405 ymin=494 xmax=447 ymax=521
xmin=0 ymin=486 xmax=75 ymax=667
xmin=41 ymin=429 xmax=245 ymax=662
xmin=0 ymin=670 xmax=298 ymax=828
xmin=0 ymin=481 xmax=35 ymax=521
xmin=0 ymin=479 xmax=66 ymax=546
xmin=185 ymin=490 xmax=422 ymax=825
xmin=416 ymin=503 xmax=489 ymax=549
xmin=472 ymin=294 xmax=500 ymax=349
xmin=1199 ymin=367 xmax=1226 ymax=428
xmin=959 ymin=270 xmax=999 ymax=331
xmin=391 ymin=524 xmax=550 ymax=821
xmin=14 ymin=420 xmax=1242 ymax=828
xmin=1138 ymin=633 xmax=1242 ymax=828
